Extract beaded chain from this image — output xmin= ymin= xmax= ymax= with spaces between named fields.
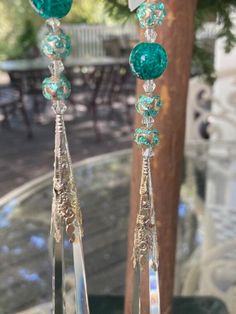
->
xmin=129 ymin=1 xmax=168 ymax=314
xmin=29 ymin=1 xmax=90 ymax=313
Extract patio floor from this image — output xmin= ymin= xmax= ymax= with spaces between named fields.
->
xmin=0 ymin=107 xmax=133 ymax=198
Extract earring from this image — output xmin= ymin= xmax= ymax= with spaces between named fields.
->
xmin=29 ymin=1 xmax=90 ymax=313
xmin=129 ymin=1 xmax=168 ymax=313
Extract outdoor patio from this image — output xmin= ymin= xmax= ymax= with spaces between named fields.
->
xmin=1 ymin=1 xmax=236 ymax=314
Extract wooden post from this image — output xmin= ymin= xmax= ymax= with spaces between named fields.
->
xmin=125 ymin=1 xmax=198 ymax=314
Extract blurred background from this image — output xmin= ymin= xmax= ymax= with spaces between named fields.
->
xmin=0 ymin=0 xmax=236 ymax=313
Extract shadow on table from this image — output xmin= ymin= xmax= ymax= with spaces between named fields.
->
xmin=89 ymin=296 xmax=229 ymax=314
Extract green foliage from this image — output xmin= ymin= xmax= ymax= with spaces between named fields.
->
xmin=0 ymin=0 xmax=236 ymax=83
xmin=65 ymin=0 xmax=108 ymax=24
xmin=0 ymin=0 xmax=42 ymax=60
xmin=102 ymin=0 xmax=131 ymax=23
xmin=195 ymin=0 xmax=236 ymax=83
xmin=102 ymin=0 xmax=236 ymax=84
xmin=0 ymin=0 xmax=112 ymax=60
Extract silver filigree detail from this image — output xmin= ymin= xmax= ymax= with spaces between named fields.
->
xmin=51 ymin=114 xmax=83 ymax=243
xmin=133 ymin=158 xmax=158 ymax=270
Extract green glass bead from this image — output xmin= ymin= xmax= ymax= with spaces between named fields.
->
xmin=134 ymin=128 xmax=159 ymax=148
xmin=30 ymin=0 xmax=73 ymax=19
xmin=136 ymin=95 xmax=162 ymax=118
xmin=41 ymin=29 xmax=71 ymax=60
xmin=42 ymin=75 xmax=71 ymax=100
xmin=136 ymin=2 xmax=167 ymax=28
xmin=129 ymin=43 xmax=168 ymax=80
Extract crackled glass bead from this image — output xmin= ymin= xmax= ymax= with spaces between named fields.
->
xmin=134 ymin=128 xmax=159 ymax=148
xmin=30 ymin=0 xmax=73 ymax=19
xmin=136 ymin=2 xmax=167 ymax=28
xmin=136 ymin=95 xmax=162 ymax=118
xmin=129 ymin=43 xmax=168 ymax=80
xmin=41 ymin=29 xmax=71 ymax=60
xmin=42 ymin=75 xmax=71 ymax=101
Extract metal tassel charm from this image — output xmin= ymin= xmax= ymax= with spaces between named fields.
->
xmin=29 ymin=1 xmax=90 ymax=312
xmin=51 ymin=108 xmax=89 ymax=314
xmin=132 ymin=155 xmax=160 ymax=314
xmin=129 ymin=1 xmax=168 ymax=313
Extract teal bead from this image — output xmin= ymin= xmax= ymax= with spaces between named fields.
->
xmin=136 ymin=2 xmax=167 ymax=28
xmin=134 ymin=128 xmax=159 ymax=148
xmin=41 ymin=29 xmax=71 ymax=59
xmin=136 ymin=95 xmax=162 ymax=118
xmin=129 ymin=43 xmax=168 ymax=80
xmin=30 ymin=0 xmax=73 ymax=19
xmin=42 ymin=75 xmax=71 ymax=100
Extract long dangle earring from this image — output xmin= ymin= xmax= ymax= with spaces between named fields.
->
xmin=29 ymin=1 xmax=90 ymax=313
xmin=129 ymin=1 xmax=168 ymax=314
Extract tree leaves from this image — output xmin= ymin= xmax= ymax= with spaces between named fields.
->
xmin=103 ymin=0 xmax=236 ymax=84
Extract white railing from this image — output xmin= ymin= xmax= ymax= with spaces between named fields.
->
xmin=63 ymin=23 xmax=138 ymax=58
xmin=62 ymin=22 xmax=217 ymax=58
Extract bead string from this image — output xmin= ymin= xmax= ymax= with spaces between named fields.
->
xmin=29 ymin=1 xmax=90 ymax=313
xmin=129 ymin=1 xmax=168 ymax=313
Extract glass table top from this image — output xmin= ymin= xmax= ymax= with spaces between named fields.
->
xmin=1 ymin=148 xmax=229 ymax=314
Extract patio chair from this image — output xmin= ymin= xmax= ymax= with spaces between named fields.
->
xmin=9 ymin=69 xmax=48 ymax=123
xmin=91 ymin=64 xmax=135 ymax=138
xmin=0 ymin=85 xmax=32 ymax=138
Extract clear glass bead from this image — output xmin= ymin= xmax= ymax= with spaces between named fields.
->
xmin=145 ymin=28 xmax=157 ymax=43
xmin=142 ymin=116 xmax=154 ymax=128
xmin=143 ymin=80 xmax=156 ymax=94
xmin=49 ymin=60 xmax=65 ymax=76
xmin=46 ymin=18 xmax=61 ymax=31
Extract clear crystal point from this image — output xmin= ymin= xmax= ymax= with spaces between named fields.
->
xmin=49 ymin=60 xmax=65 ymax=77
xmin=145 ymin=28 xmax=157 ymax=43
xmin=143 ymin=80 xmax=156 ymax=94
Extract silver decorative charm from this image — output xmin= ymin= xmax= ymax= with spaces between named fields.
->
xmin=29 ymin=4 xmax=90 ymax=313
xmin=130 ymin=1 xmax=168 ymax=314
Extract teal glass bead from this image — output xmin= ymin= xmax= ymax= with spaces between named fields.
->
xmin=136 ymin=2 xmax=167 ymax=28
xmin=30 ymin=0 xmax=73 ymax=19
xmin=41 ymin=29 xmax=71 ymax=60
xmin=136 ymin=95 xmax=162 ymax=118
xmin=134 ymin=128 xmax=159 ymax=148
xmin=42 ymin=75 xmax=71 ymax=101
xmin=129 ymin=43 xmax=168 ymax=80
